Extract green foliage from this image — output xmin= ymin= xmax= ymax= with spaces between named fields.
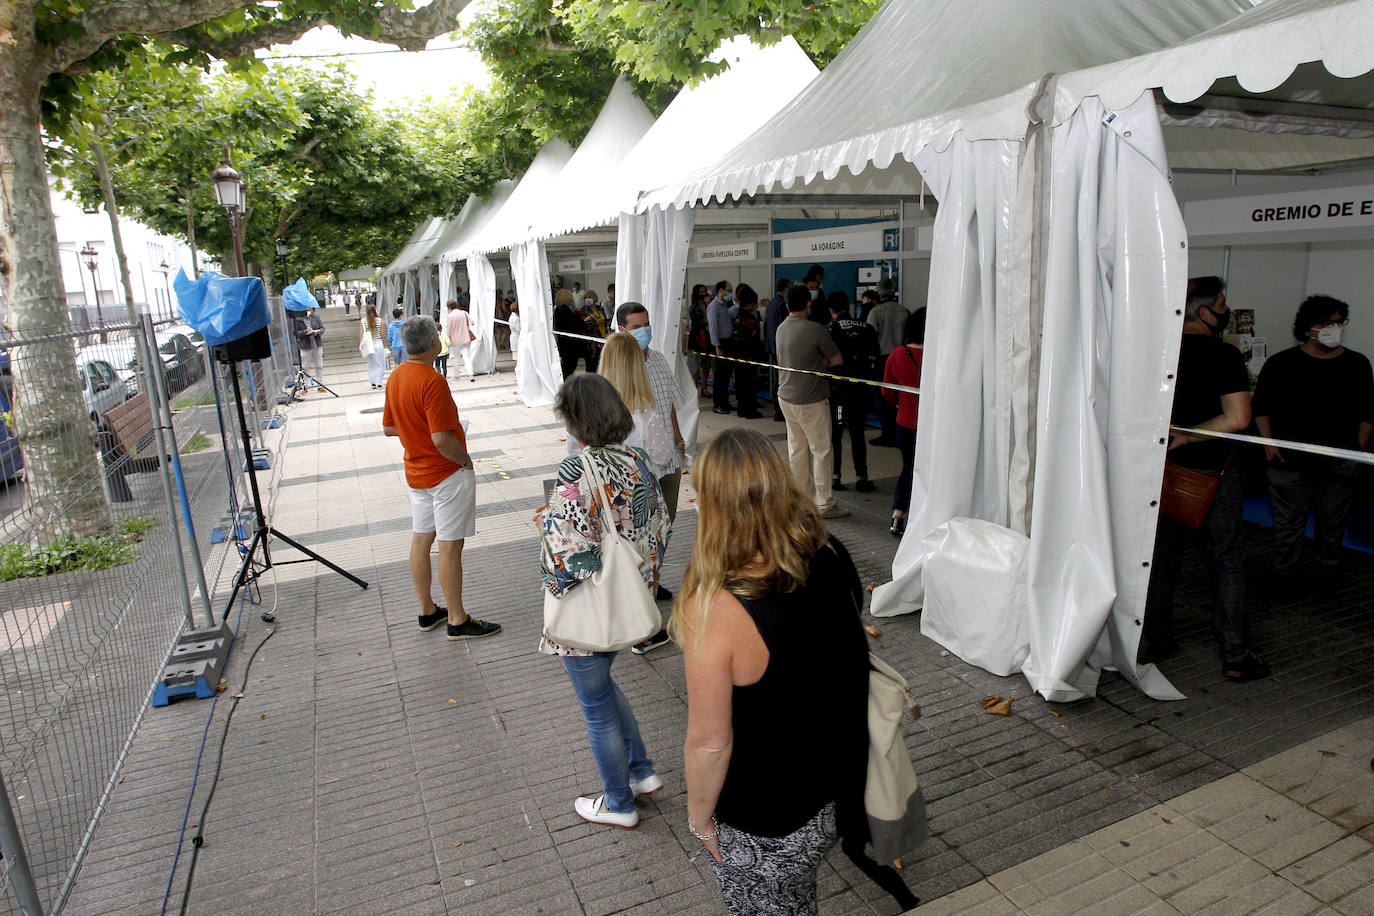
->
xmin=180 ymin=431 xmax=212 ymax=452
xmin=116 ymin=515 xmax=159 ymax=536
xmin=0 ymin=532 xmax=140 ymax=582
xmin=172 ymin=392 xmax=216 ymax=409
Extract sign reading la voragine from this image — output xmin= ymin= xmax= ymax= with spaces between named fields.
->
xmin=778 ymin=226 xmax=886 ymax=260
xmin=694 ymin=243 xmax=756 ymax=263
xmin=1184 ymin=184 xmax=1374 ymax=242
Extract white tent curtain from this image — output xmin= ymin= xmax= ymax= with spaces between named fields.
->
xmin=438 ymin=261 xmax=453 ymax=309
xmin=641 ymin=207 xmax=700 ymax=455
xmin=614 ymin=213 xmax=647 ymax=314
xmin=418 ymin=266 xmax=437 ymax=318
xmin=511 ymin=240 xmax=562 ymax=407
xmin=870 ymin=137 xmax=1021 ymax=619
xmin=401 ymin=272 xmax=415 ymax=316
xmin=467 ymin=255 xmax=498 ymax=375
xmin=1021 ymin=93 xmax=1187 ymax=702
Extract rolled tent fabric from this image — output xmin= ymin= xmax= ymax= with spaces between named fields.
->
xmin=400 ymin=271 xmax=414 ymax=316
xmin=642 ymin=206 xmax=699 ymax=456
xmin=870 ymin=137 xmax=1021 ymax=618
xmin=1020 ymin=93 xmax=1184 ymax=703
xmin=615 ymin=212 xmax=647 ymax=316
xmin=466 ymin=254 xmax=498 ymax=375
xmin=438 ymin=261 xmax=453 ymax=309
xmin=510 ymin=240 xmax=562 ymax=407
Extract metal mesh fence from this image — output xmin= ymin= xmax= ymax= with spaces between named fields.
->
xmin=0 ymin=312 xmax=277 ymax=913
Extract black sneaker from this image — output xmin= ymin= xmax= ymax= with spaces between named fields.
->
xmin=1223 ymin=652 xmax=1270 ymax=682
xmin=418 ymin=607 xmax=448 ymax=631
xmin=855 ymin=478 xmax=876 ymax=493
xmin=631 ymin=629 xmax=671 ymax=655
xmin=832 ymin=477 xmax=848 ymax=491
xmin=448 ymin=616 xmax=502 ymax=640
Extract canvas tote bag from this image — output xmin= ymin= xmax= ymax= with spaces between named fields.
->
xmin=542 ymin=451 xmax=661 ymax=652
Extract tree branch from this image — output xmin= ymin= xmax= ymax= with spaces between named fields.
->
xmin=47 ymin=0 xmax=473 ymax=76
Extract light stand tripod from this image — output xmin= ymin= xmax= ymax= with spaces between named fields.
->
xmin=282 ymin=311 xmax=339 ymax=402
xmin=224 ymin=357 xmax=366 ymax=612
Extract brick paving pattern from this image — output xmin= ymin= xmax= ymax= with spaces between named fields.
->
xmin=61 ymin=308 xmax=1374 ymax=914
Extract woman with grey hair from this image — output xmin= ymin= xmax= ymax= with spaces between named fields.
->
xmin=535 ymin=373 xmax=671 ymax=828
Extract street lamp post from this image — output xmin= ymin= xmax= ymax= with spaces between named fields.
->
xmin=275 ymin=238 xmax=290 ymax=291
xmin=211 ymin=146 xmax=246 ymax=277
xmin=80 ymin=243 xmax=106 ymax=341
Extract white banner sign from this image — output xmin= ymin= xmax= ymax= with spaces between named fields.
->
xmin=589 ymin=255 xmax=617 ymax=271
xmin=556 ymin=258 xmax=583 ymax=273
xmin=694 ymin=242 xmax=756 ymax=263
xmin=1184 ymin=184 xmax=1374 ymax=240
xmin=779 ymin=226 xmax=885 ymax=260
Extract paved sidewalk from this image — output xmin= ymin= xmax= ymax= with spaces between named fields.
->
xmin=62 ymin=308 xmax=1374 ymax=915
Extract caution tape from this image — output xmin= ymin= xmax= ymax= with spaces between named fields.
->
xmin=1170 ymin=426 xmax=1374 ymax=466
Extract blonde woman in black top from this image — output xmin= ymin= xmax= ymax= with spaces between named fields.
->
xmin=674 ymin=428 xmax=869 ymax=915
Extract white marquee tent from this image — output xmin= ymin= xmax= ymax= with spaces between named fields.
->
xmin=643 ymin=0 xmax=1374 ymax=703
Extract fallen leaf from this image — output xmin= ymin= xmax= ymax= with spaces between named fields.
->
xmin=258 ymin=713 xmax=266 ymax=720
xmin=863 ymin=625 xmax=881 ymax=638
xmin=979 ymin=696 xmax=1003 ymax=710
xmin=985 ymin=697 xmax=1012 ymax=716
xmin=1160 ymin=817 xmax=1173 ymax=824
xmin=1050 ymin=710 xmax=1062 ymax=717
xmin=864 ymin=584 xmax=875 ymax=592
xmin=447 ymin=699 xmax=457 ymax=704
xmin=233 ymin=693 xmax=244 ymax=699
xmin=448 ymin=842 xmax=464 ymax=848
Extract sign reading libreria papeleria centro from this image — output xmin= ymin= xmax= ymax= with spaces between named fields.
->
xmin=694 ymin=242 xmax=756 ymax=263
xmin=1184 ymin=184 xmax=1374 ymax=243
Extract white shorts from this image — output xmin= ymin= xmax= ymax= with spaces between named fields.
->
xmin=408 ymin=467 xmax=476 ymax=541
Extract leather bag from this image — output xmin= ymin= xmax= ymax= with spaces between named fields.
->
xmin=1159 ymin=454 xmax=1229 ymax=529
xmin=542 ymin=452 xmax=661 ymax=652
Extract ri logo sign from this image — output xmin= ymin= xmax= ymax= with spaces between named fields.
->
xmin=883 ymin=228 xmax=901 ymax=252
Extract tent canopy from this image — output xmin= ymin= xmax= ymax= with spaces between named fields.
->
xmin=465 ymin=140 xmax=575 ymax=255
xmin=436 ymin=180 xmax=517 ymax=265
xmin=382 ymin=216 xmax=445 ymax=275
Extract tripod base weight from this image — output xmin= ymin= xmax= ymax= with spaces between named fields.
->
xmin=152 ymin=618 xmax=234 ymax=707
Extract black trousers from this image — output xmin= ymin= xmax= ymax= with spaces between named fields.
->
xmin=712 ymin=352 xmax=733 ymax=411
xmin=831 ymin=380 xmax=870 ymax=479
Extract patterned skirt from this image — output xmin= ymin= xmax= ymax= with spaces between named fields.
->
xmin=708 ymin=802 xmax=838 ymax=915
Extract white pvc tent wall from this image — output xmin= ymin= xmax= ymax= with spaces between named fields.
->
xmin=647 ymin=0 xmax=1374 ymax=703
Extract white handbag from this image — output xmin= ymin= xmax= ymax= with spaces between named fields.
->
xmin=359 ymin=333 xmax=375 ymax=357
xmin=543 ymin=451 xmax=661 ymax=652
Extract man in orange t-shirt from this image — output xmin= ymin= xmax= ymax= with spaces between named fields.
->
xmin=383 ymin=316 xmax=501 ymax=641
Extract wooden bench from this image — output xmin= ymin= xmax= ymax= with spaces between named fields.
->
xmin=100 ymin=393 xmax=200 ymax=501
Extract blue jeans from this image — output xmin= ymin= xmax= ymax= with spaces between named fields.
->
xmin=392 ymin=347 xmax=405 ymax=365
xmin=562 ymin=653 xmax=654 ymax=814
xmin=434 ymin=354 xmax=449 ymax=376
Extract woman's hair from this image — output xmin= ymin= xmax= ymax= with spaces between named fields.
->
xmin=598 ymin=332 xmax=655 ymax=413
xmin=554 ymin=372 xmax=634 ymax=447
xmin=365 ymin=304 xmax=379 ymax=336
xmin=904 ymin=307 xmax=927 ymax=345
xmin=669 ymin=429 xmax=827 ymax=647
xmin=584 ymin=289 xmax=600 ymax=303
xmin=554 ymin=288 xmax=576 ymax=307
xmin=690 ymin=283 xmax=707 ymax=304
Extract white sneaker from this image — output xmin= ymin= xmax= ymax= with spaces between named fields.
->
xmin=819 ymin=504 xmax=850 ymax=519
xmin=629 ymin=774 xmax=663 ymax=798
xmin=574 ymin=794 xmax=639 ymax=829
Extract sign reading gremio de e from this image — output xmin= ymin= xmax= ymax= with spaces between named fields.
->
xmin=694 ymin=243 xmax=756 ymax=263
xmin=1183 ymin=183 xmax=1374 ymax=244
xmin=778 ymin=226 xmax=886 ymax=260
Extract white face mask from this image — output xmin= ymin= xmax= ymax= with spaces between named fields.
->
xmin=1316 ymin=325 xmax=1343 ymax=348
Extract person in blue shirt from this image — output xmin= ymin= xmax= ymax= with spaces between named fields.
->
xmin=387 ymin=307 xmax=405 ymax=367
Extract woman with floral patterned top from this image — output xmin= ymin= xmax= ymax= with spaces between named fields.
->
xmin=535 ymin=372 xmax=671 ymax=829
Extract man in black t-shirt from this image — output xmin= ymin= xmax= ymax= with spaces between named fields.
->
xmin=1143 ymin=276 xmax=1269 ymax=682
xmin=828 ymin=294 xmax=879 ymax=493
xmin=1253 ymin=295 xmax=1374 ymax=578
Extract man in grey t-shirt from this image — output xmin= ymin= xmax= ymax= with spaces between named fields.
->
xmin=867 ymin=277 xmax=908 ymax=446
xmin=776 ymin=285 xmax=848 ymax=518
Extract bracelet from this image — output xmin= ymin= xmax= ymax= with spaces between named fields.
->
xmin=688 ymin=815 xmax=718 ymax=841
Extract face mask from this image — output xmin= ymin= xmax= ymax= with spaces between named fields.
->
xmin=584 ymin=298 xmax=595 ymax=307
xmin=1316 ymin=325 xmax=1343 ymax=348
xmin=630 ymin=326 xmax=653 ymax=350
xmin=1204 ymin=304 xmax=1229 ymax=335
xmin=810 ymin=289 xmax=820 ymax=301
xmin=723 ymin=292 xmax=733 ymax=303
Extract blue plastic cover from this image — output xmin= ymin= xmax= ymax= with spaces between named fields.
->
xmin=174 ymin=269 xmax=271 ymax=347
xmin=282 ymin=278 xmax=316 ymax=313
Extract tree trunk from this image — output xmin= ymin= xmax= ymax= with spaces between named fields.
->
xmin=186 ymin=196 xmax=199 ymax=279
xmin=91 ymin=140 xmax=140 ymax=326
xmin=0 ymin=42 xmax=114 ymax=539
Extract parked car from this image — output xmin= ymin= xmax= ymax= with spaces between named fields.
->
xmin=0 ymin=368 xmax=21 ymax=483
xmin=78 ymin=339 xmax=167 ymax=397
xmin=155 ymin=332 xmax=204 ymax=392
xmin=76 ymin=355 xmax=131 ymax=428
xmin=162 ymin=323 xmax=206 ymax=352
